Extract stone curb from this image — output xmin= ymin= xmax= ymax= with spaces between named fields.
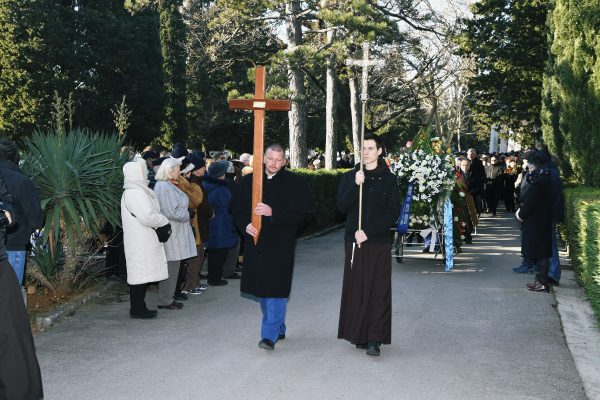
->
xmin=34 ymin=280 xmax=119 ymax=331
xmin=554 ymin=269 xmax=600 ymax=400
xmin=32 ymin=224 xmax=344 ymax=332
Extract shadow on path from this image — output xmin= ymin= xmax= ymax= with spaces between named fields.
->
xmin=34 ymin=210 xmax=587 ymax=400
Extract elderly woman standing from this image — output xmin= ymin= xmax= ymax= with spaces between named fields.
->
xmin=154 ymin=157 xmax=197 ymax=309
xmin=121 ymin=160 xmax=170 ymax=319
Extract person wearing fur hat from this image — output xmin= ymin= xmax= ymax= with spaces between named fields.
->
xmin=121 ymin=160 xmax=170 ymax=318
xmin=202 ymin=160 xmax=238 ymax=286
xmin=154 ymin=158 xmax=197 ymax=308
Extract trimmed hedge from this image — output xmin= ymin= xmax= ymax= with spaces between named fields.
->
xmin=292 ymin=168 xmax=349 ymax=234
xmin=563 ymin=186 xmax=600 ymax=324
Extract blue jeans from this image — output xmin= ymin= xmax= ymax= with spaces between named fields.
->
xmin=7 ymin=250 xmax=26 ymax=286
xmin=259 ymin=298 xmax=287 ymax=342
xmin=549 ymin=224 xmax=560 ymax=282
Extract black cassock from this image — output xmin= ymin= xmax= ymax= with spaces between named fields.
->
xmin=231 ymin=169 xmax=310 ymax=298
xmin=336 ymin=160 xmax=401 ymax=345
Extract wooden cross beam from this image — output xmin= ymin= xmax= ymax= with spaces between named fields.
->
xmin=228 ymin=66 xmax=291 ymax=244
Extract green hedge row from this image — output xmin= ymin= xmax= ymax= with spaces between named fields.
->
xmin=293 ymin=168 xmax=349 ymax=234
xmin=563 ymin=186 xmax=600 ymax=324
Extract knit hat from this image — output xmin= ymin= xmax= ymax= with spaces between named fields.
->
xmin=187 ymin=152 xmax=206 ymax=171
xmin=142 ymin=150 xmax=159 ymax=160
xmin=171 ymin=142 xmax=188 ymax=158
xmin=207 ymin=160 xmax=229 ymax=178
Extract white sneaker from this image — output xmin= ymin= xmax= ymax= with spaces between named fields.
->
xmin=189 ymin=287 xmax=204 ymax=295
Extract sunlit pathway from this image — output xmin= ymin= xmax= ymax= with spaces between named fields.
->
xmin=35 ymin=211 xmax=586 ymax=400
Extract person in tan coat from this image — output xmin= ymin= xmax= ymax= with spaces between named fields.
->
xmin=178 ymin=153 xmax=212 ymax=295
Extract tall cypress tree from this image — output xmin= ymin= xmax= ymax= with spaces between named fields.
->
xmin=158 ymin=0 xmax=188 ymax=145
xmin=542 ymin=0 xmax=600 ymax=185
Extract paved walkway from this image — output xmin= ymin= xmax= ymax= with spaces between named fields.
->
xmin=35 ymin=213 xmax=587 ymax=400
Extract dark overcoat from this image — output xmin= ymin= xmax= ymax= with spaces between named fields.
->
xmin=202 ymin=177 xmax=238 ymax=249
xmin=336 ymin=160 xmax=401 ymax=243
xmin=231 ymin=169 xmax=310 ymax=298
xmin=518 ymin=170 xmax=554 ymax=259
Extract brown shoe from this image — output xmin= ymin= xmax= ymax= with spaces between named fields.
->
xmin=527 ymin=282 xmax=549 ymax=292
xmin=158 ymin=302 xmax=184 ymax=310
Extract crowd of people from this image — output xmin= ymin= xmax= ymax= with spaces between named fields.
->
xmin=0 ymin=135 xmax=566 ymax=399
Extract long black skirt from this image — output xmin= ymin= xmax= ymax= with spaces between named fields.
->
xmin=0 ymin=259 xmax=44 ymax=400
xmin=338 ymin=241 xmax=392 ymax=345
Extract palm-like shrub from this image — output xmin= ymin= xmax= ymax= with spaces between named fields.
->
xmin=22 ymin=129 xmax=126 ymax=295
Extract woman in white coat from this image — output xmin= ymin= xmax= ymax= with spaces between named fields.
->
xmin=154 ymin=157 xmax=197 ymax=310
xmin=121 ymin=160 xmax=170 ymax=319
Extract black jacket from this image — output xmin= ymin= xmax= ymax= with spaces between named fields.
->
xmin=519 ymin=169 xmax=554 ymax=259
xmin=231 ymin=169 xmax=310 ymax=298
xmin=0 ymin=171 xmax=13 ymax=260
xmin=468 ymin=157 xmax=485 ymax=196
xmin=0 ymin=161 xmax=44 ymax=251
xmin=336 ymin=159 xmax=401 ymax=243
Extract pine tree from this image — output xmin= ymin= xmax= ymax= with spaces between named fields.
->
xmin=457 ymin=0 xmax=548 ymax=142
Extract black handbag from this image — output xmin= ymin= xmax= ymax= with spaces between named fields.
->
xmin=154 ymin=223 xmax=172 ymax=243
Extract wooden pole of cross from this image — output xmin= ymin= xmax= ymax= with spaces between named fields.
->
xmin=345 ymin=43 xmax=384 ymax=248
xmin=228 ymin=66 xmax=291 ymax=244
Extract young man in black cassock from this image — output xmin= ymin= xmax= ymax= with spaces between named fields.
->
xmin=336 ymin=134 xmax=401 ymax=356
xmin=231 ymin=144 xmax=310 ymax=351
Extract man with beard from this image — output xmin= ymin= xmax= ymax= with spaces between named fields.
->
xmin=231 ymin=144 xmax=310 ymax=351
xmin=336 ymin=133 xmax=401 ymax=357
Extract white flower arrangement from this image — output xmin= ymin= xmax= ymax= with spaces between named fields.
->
xmin=392 ymin=149 xmax=455 ymax=204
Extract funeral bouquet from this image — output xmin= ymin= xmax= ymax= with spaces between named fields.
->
xmin=392 ymin=149 xmax=455 ymax=204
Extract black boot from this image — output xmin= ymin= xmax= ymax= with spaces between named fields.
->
xmin=366 ymin=341 xmax=381 ymax=356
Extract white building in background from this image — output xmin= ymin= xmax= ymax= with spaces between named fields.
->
xmin=490 ymin=125 xmax=522 ymax=153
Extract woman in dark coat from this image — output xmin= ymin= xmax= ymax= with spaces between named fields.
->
xmin=202 ymin=161 xmax=238 ymax=286
xmin=0 ymin=171 xmax=44 ymax=400
xmin=516 ymin=152 xmax=554 ymax=292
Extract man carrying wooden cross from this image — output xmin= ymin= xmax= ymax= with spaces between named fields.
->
xmin=231 ymin=144 xmax=310 ymax=351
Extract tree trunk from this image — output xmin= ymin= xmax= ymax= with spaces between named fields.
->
xmin=286 ymin=0 xmax=308 ymax=168
xmin=349 ymin=75 xmax=360 ymax=162
xmin=324 ymin=28 xmax=337 ymax=169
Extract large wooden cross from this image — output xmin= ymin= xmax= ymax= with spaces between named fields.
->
xmin=228 ymin=66 xmax=291 ymax=244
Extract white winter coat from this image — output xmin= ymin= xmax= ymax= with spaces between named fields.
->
xmin=121 ymin=161 xmax=169 ymax=285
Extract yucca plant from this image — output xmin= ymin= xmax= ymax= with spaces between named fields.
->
xmin=22 ymin=129 xmax=127 ymax=295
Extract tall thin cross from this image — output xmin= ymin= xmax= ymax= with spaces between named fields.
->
xmin=229 ymin=66 xmax=291 ymax=244
xmin=345 ymin=43 xmax=384 ymax=248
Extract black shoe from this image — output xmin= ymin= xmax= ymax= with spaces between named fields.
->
xmin=173 ymin=293 xmax=188 ymax=301
xmin=158 ymin=302 xmax=183 ymax=310
xmin=130 ymin=309 xmax=157 ymax=319
xmin=366 ymin=341 xmax=381 ymax=356
xmin=258 ymin=339 xmax=275 ymax=350
xmin=208 ymin=279 xmax=228 ymax=286
xmin=226 ymin=273 xmax=241 ymax=279
xmin=549 ymin=277 xmax=560 ymax=287
xmin=278 ymin=334 xmax=285 ymax=341
xmin=355 ymin=343 xmax=368 ymax=349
